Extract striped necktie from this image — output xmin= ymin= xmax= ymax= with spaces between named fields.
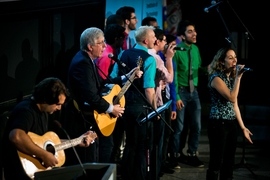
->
xmin=188 ymin=48 xmax=194 ymax=92
xmin=165 ymin=84 xmax=170 ymax=99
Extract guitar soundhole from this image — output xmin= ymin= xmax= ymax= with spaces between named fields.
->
xmin=46 ymin=144 xmax=56 ymax=155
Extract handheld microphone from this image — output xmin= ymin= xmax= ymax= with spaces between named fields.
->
xmin=108 ymin=53 xmax=128 ymax=68
xmin=164 ymin=44 xmax=186 ymax=51
xmin=54 ymin=120 xmax=88 ymax=179
xmin=242 ymin=67 xmax=253 ymax=72
xmin=204 ymin=1 xmax=223 ymax=13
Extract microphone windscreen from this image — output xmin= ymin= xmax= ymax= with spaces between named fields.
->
xmin=108 ymin=53 xmax=114 ymax=58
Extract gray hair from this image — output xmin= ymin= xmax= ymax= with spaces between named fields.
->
xmin=80 ymin=27 xmax=104 ymax=51
xmin=134 ymin=25 xmax=154 ymax=43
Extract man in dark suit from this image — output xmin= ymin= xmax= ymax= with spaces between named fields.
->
xmin=64 ymin=27 xmax=142 ymax=165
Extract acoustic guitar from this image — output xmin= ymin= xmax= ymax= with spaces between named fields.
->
xmin=93 ymin=57 xmax=143 ymax=136
xmin=17 ymin=131 xmax=97 ymax=179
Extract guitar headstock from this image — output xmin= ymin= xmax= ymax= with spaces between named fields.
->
xmin=136 ymin=56 xmax=143 ymax=68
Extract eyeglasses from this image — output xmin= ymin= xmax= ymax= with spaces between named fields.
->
xmin=95 ymin=41 xmax=105 ymax=46
xmin=130 ymin=16 xmax=137 ymax=20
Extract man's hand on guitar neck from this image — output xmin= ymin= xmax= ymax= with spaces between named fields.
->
xmin=79 ymin=131 xmax=97 ymax=147
xmin=125 ymin=67 xmax=143 ymax=80
xmin=112 ymin=104 xmax=125 ymax=118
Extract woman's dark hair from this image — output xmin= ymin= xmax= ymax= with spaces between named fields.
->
xmin=33 ymin=77 xmax=69 ymax=105
xmin=208 ymin=46 xmax=236 ymax=78
xmin=104 ymin=24 xmax=125 ymax=45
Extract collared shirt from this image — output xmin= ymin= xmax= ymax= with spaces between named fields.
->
xmin=158 ymin=51 xmax=177 ymax=112
xmin=110 ymin=44 xmax=156 ymax=89
xmin=148 ymin=48 xmax=173 ymax=107
xmin=173 ymin=42 xmax=202 ymax=101
xmin=122 ymin=31 xmax=129 ymax=50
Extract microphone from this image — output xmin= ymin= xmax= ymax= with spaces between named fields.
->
xmin=204 ymin=1 xmax=223 ymax=13
xmin=108 ymin=53 xmax=128 ymax=68
xmin=164 ymin=44 xmax=186 ymax=51
xmin=54 ymin=120 xmax=88 ymax=180
xmin=242 ymin=67 xmax=253 ymax=72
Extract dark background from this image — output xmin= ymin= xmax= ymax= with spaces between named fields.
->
xmin=180 ymin=1 xmax=268 ymax=106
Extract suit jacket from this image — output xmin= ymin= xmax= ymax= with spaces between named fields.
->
xmin=68 ymin=50 xmax=122 ymax=114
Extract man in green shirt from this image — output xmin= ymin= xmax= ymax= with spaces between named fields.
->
xmin=169 ymin=20 xmax=204 ymax=168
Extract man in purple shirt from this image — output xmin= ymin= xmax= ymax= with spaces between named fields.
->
xmin=148 ymin=28 xmax=176 ymax=177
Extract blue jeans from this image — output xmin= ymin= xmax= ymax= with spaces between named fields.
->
xmin=171 ymin=86 xmax=201 ymax=155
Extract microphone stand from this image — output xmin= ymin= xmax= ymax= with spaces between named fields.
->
xmin=117 ymin=62 xmax=173 ymax=132
xmin=100 ymin=56 xmax=173 ymax=132
xmin=98 ymin=56 xmax=174 ymax=180
xmin=226 ymin=0 xmax=255 ymax=41
xmin=225 ymin=3 xmax=256 ymax=176
xmin=214 ymin=4 xmax=236 ymax=47
xmin=117 ymin=59 xmax=173 ymax=180
xmin=54 ymin=121 xmax=89 ymax=180
xmin=216 ymin=1 xmax=256 ymax=177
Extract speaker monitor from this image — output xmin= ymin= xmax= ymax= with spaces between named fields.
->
xmin=34 ymin=163 xmax=116 ymax=180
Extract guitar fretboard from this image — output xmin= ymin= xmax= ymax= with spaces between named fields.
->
xmin=54 ymin=136 xmax=85 ymax=151
xmin=114 ymin=71 xmax=137 ymax=104
xmin=113 ymin=58 xmax=142 ymax=104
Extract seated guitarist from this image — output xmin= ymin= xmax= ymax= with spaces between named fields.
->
xmin=66 ymin=27 xmax=143 ymax=165
xmin=2 ymin=77 xmax=96 ymax=180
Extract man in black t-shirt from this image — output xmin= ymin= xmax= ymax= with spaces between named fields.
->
xmin=2 ymin=77 xmax=96 ymax=180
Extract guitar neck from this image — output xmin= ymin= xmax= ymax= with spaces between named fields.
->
xmin=113 ymin=70 xmax=137 ymax=104
xmin=54 ymin=136 xmax=85 ymax=151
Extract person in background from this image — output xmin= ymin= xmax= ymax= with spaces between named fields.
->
xmin=147 ymin=28 xmax=175 ymax=178
xmin=103 ymin=14 xmax=126 ymax=165
xmin=169 ymin=20 xmax=204 ymax=168
xmin=96 ymin=24 xmax=125 ymax=163
xmin=206 ymin=47 xmax=253 ymax=180
xmin=141 ymin=16 xmax=159 ymax=28
xmin=106 ymin=14 xmax=125 ymax=28
xmin=65 ymin=27 xmax=142 ymax=165
xmin=111 ymin=25 xmax=157 ymax=180
xmin=157 ymin=33 xmax=178 ymax=175
xmin=116 ymin=6 xmax=138 ymax=49
xmin=96 ymin=24 xmax=125 ymax=79
xmin=3 ymin=77 xmax=96 ymax=180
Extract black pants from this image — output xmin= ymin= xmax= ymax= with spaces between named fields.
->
xmin=161 ymin=89 xmax=173 ymax=165
xmin=207 ymin=119 xmax=238 ymax=180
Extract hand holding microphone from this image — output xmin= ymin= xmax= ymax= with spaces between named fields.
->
xmin=164 ymin=44 xmax=186 ymax=51
xmin=165 ymin=44 xmax=177 ymax=60
xmin=236 ymin=65 xmax=253 ymax=75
